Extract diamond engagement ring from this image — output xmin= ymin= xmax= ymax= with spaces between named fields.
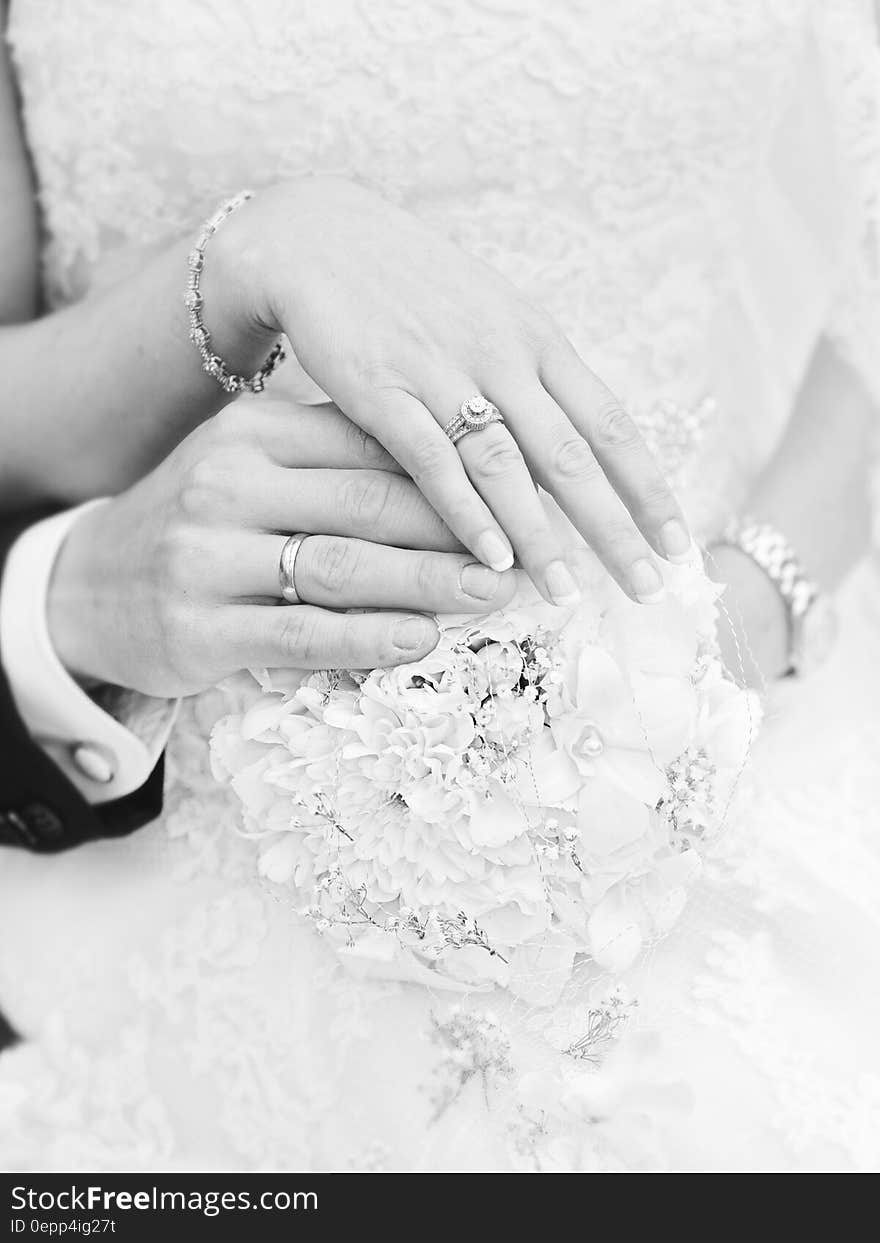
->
xmin=278 ymin=533 xmax=310 ymax=604
xmin=443 ymin=395 xmax=504 ymax=445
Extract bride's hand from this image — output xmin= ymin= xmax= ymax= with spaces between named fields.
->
xmin=46 ymin=401 xmax=517 ymax=698
xmin=707 ymin=544 xmax=788 ymax=687
xmin=205 ymin=178 xmax=692 ymax=608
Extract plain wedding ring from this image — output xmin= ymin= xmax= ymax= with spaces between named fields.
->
xmin=279 ymin=533 xmax=310 ymax=604
xmin=443 ymin=394 xmax=504 ymax=446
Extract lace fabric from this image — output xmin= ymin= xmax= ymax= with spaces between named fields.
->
xmin=819 ymin=3 xmax=880 ymax=404
xmin=1 ymin=0 xmax=880 ymax=1172
xmin=9 ymin=1 xmax=877 ymax=530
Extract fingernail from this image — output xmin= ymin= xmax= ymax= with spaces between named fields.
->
xmin=476 ymin=530 xmax=515 ymax=573
xmin=392 ymin=616 xmax=435 ymax=651
xmin=631 ymin=558 xmax=665 ymax=604
xmin=546 ymin=560 xmax=582 ymax=608
xmin=659 ymin=519 xmax=693 ymax=564
xmin=460 ymin=562 xmax=503 ymax=601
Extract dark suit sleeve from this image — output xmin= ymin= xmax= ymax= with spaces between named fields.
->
xmin=0 ymin=509 xmax=165 ymax=853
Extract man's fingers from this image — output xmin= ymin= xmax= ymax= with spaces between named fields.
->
xmin=217 ymin=603 xmax=439 ymax=671
xmin=288 ymin=537 xmax=518 ymax=612
xmin=254 ymin=466 xmax=458 ymax=551
xmin=215 ymin=532 xmax=518 ymax=612
xmin=241 ymin=398 xmax=404 ymax=473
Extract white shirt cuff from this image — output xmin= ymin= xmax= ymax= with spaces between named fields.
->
xmin=0 ymin=503 xmax=178 ymax=804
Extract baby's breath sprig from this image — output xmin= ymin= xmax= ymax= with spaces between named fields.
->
xmin=518 ymin=628 xmax=559 ymax=701
xmin=534 ymin=816 xmax=583 ymax=872
xmin=428 ymin=1008 xmax=515 ymax=1121
xmin=390 ymin=907 xmax=509 ymax=963
xmin=564 ymin=988 xmax=638 ymax=1064
xmin=311 ymin=668 xmax=346 ymax=702
xmin=659 ymin=745 xmax=718 ymax=842
xmin=308 ymin=868 xmax=509 ymax=964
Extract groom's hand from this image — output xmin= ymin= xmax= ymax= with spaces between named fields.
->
xmin=45 ymin=401 xmax=517 ymax=697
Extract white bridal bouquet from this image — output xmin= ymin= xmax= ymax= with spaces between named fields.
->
xmin=211 ymin=556 xmax=757 ymax=1000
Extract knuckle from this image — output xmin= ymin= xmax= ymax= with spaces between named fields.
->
xmin=470 ymin=433 xmax=523 ymax=481
xmin=340 ymin=615 xmax=373 ymax=666
xmin=409 ymin=434 xmax=451 ymax=482
xmin=277 ymin=609 xmax=317 ymax=663
xmin=535 ymin=327 xmax=574 ymax=371
xmin=307 ymin=536 xmax=359 ymax=595
xmin=395 ymin=319 xmax=441 ymax=362
xmin=597 ymin=519 xmax=644 ymax=561
xmin=355 ymin=356 xmax=411 ymax=394
xmin=343 ymin=471 xmax=393 ymax=530
xmin=549 ymin=436 xmax=599 ymax=482
xmin=414 ymin=552 xmax=442 ymax=598
xmin=157 ymin=522 xmax=198 ymax=590
xmin=471 ymin=328 xmax=518 ymax=372
xmin=349 ymin=421 xmax=390 ymax=468
xmin=592 ymin=401 xmax=642 ymax=451
xmin=177 ymin=461 xmax=213 ymax=519
xmin=525 ymin=310 xmax=565 ymax=359
xmin=638 ymin=474 xmax=676 ymax=512
xmin=177 ymin=455 xmax=232 ymax=518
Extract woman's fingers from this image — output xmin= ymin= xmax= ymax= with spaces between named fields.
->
xmin=368 ymin=379 xmax=578 ymax=605
xmin=358 ymin=388 xmax=516 ymax=573
xmin=355 ymin=370 xmax=674 ymax=607
xmin=220 ymin=532 xmax=518 ymax=612
xmin=253 ymin=465 xmax=458 ymax=552
xmin=219 ymin=603 xmax=439 ymax=671
xmin=410 ymin=368 xmax=577 ymax=606
xmin=453 ymin=421 xmax=580 ymax=606
xmin=539 ymin=341 xmax=693 ymax=562
xmin=489 ymin=378 xmax=667 ymax=602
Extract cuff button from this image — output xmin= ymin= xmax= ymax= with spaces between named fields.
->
xmin=72 ymin=743 xmax=116 ymax=785
xmin=21 ymin=803 xmax=64 ymax=842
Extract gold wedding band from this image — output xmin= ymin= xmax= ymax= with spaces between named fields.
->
xmin=279 ymin=533 xmax=310 ymax=605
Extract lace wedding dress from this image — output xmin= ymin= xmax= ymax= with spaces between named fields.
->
xmin=2 ymin=0 xmax=880 ymax=1172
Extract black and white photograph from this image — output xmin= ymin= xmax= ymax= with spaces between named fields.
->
xmin=1 ymin=0 xmax=879 ymax=1192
